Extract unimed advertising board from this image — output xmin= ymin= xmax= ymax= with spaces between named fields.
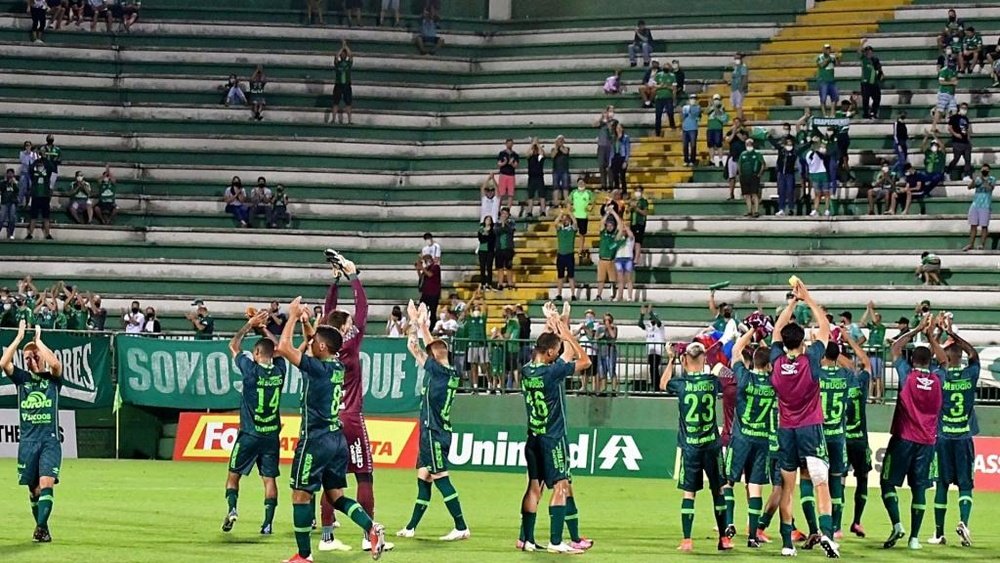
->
xmin=0 ymin=409 xmax=78 ymax=458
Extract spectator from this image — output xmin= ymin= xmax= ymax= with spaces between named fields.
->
xmin=465 ymin=295 xmax=487 ymax=392
xmin=653 ymin=61 xmax=677 ymax=135
xmin=421 ymin=232 xmax=441 ymax=263
xmin=222 ymin=74 xmax=247 ymax=107
xmin=609 ymin=122 xmax=631 ymax=191
xmin=123 ymin=300 xmax=144 ymax=334
xmin=596 ymin=313 xmax=619 ymax=395
xmin=934 ymin=60 xmax=959 ymax=130
xmin=839 ymin=311 xmax=863 ymax=346
xmin=554 ymin=212 xmax=577 ymax=301
xmin=737 ymin=138 xmax=764 ymax=218
xmin=816 ymin=44 xmax=839 ymax=117
xmin=672 ymin=59 xmax=686 ymax=100
xmin=570 ymin=178 xmax=593 ymax=263
xmin=776 ymin=137 xmax=797 ymax=216
xmin=476 ymin=215 xmax=496 ymax=290
xmin=378 ymin=0 xmax=400 ymax=26
xmin=806 ymin=139 xmax=831 ymax=217
xmin=867 ymin=160 xmax=897 ymax=215
xmin=423 ymin=0 xmax=440 ymax=20
xmin=479 ymin=173 xmax=500 ymax=222
xmin=93 ymin=166 xmax=117 ymax=225
xmin=498 ymin=305 xmax=519 ymax=391
xmin=14 ymin=295 xmax=35 ymax=327
xmin=65 ymin=0 xmax=84 ymax=27
xmin=628 ymin=185 xmax=649 ymax=261
xmin=858 ymin=40 xmax=883 ymax=120
xmin=727 ymin=53 xmax=748 ymax=120
xmin=595 ymin=107 xmax=615 ymax=189
xmin=724 ymin=117 xmax=749 ymax=200
xmin=385 ymin=305 xmax=407 ymax=337
xmin=265 ymin=300 xmax=286 ymax=335
xmin=859 ymin=301 xmax=886 ymax=399
xmin=332 ymin=40 xmax=354 ymax=125
xmin=550 ymin=135 xmax=571 ymax=206
xmin=432 ymin=307 xmax=459 ymax=346
xmin=248 ymin=177 xmax=273 ymax=228
xmin=937 ymin=44 xmax=959 ymax=72
xmin=601 ymin=189 xmax=625 ymax=219
xmin=637 ymin=304 xmax=664 ymax=392
xmin=681 ymin=94 xmax=701 ymax=166
xmin=18 ymin=140 xmax=38 ymax=207
xmin=65 ymin=171 xmax=93 ymax=224
xmin=594 ymin=216 xmax=620 ymax=301
xmin=39 ymin=134 xmax=61 ymax=193
xmin=495 ymin=207 xmax=516 ymax=290
xmin=28 ymin=0 xmax=47 ymax=43
xmin=603 ymin=69 xmax=624 ymax=95
xmin=270 ymin=184 xmax=290 ymax=228
xmin=703 ymin=94 xmax=730 ymax=168
xmin=915 ymin=251 xmax=942 ymax=285
xmin=25 ymin=158 xmax=52 ymax=240
xmin=65 ymin=294 xmax=90 ymax=330
xmin=892 ymin=112 xmax=909 ymax=176
xmin=143 ymin=306 xmax=161 ymax=334
xmin=305 ymin=0 xmax=324 ymax=25
xmin=85 ymin=0 xmax=111 ymax=32
xmin=898 ymin=164 xmax=927 ymax=214
xmin=87 ymin=293 xmax=107 ymax=331
xmin=964 ymin=164 xmax=995 ymax=251
xmin=611 ymin=213 xmax=635 ymax=302
xmin=113 ymin=0 xmax=140 ymax=31
xmin=516 ymin=304 xmax=532 ymax=373
xmin=627 ymin=19 xmax=654 ymax=67
xmin=638 ymin=60 xmax=659 ymax=108
xmin=187 ymin=300 xmax=214 ymax=340
xmin=1 ymin=168 xmax=16 ymax=240
xmin=938 ymin=8 xmax=964 ymax=51
xmin=920 ymin=134 xmax=947 ymax=194
xmin=947 ymin=102 xmax=972 ymax=181
xmin=524 ymin=139 xmax=547 ymax=218
xmin=496 ymin=138 xmax=519 ymax=209
xmin=960 ymin=26 xmax=982 ymax=74
xmin=345 ymin=0 xmax=362 ymax=26
xmin=248 ymin=65 xmax=267 ymax=121
xmin=415 ymin=254 xmax=441 ymax=320
xmin=414 ymin=10 xmax=442 ymax=55
xmin=47 ymin=0 xmax=65 ymax=29
xmin=223 ymin=176 xmax=249 ymax=227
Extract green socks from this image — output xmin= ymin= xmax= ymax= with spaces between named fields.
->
xmin=292 ymin=503 xmax=313 ymax=558
xmin=853 ymin=474 xmax=868 ymax=526
xmin=959 ymin=489 xmax=973 ymax=524
xmin=758 ymin=508 xmax=774 ymax=531
xmin=406 ymin=479 xmax=433 ymax=530
xmin=881 ymin=481 xmax=900 ymax=525
xmin=434 ymin=476 xmax=467 ymax=531
xmin=830 ymin=477 xmax=844 ymax=533
xmin=565 ymin=496 xmax=581 ymax=542
xmin=29 ymin=494 xmax=39 ymax=522
xmin=520 ymin=509 xmax=537 ymax=544
xmin=225 ymin=487 xmax=238 ymax=512
xmin=780 ymin=521 xmax=794 ymax=549
xmin=681 ymin=498 xmax=695 ymax=539
xmin=799 ymin=480 xmax=818 ymax=534
xmin=549 ymin=504 xmax=566 ymax=546
xmin=747 ymin=496 xmax=763 ymax=540
xmin=724 ymin=486 xmax=735 ymax=527
xmin=333 ymin=496 xmax=373 ymax=534
xmin=263 ymin=497 xmax=277 ymax=528
xmin=712 ymin=492 xmax=727 ymax=536
xmin=910 ymin=486 xmax=926 ymax=539
xmin=36 ymin=487 xmax=53 ymax=529
xmin=819 ymin=514 xmax=833 ymax=538
xmin=934 ymin=485 xmax=947 ymax=537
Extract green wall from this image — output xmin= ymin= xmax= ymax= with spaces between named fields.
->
xmin=511 ymin=0 xmax=804 ymax=20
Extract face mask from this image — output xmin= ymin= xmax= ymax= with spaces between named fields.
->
xmin=733 ymin=59 xmax=741 ymax=65
xmin=983 ymin=170 xmax=991 ymax=177
xmin=439 ymin=313 xmax=446 ymax=321
xmin=881 ymin=166 xmax=889 ymax=173
xmin=931 ymin=146 xmax=939 ymax=152
xmin=959 ymin=108 xmax=967 ymax=115
xmin=2 ymin=304 xmax=9 ymax=311
xmin=634 ymin=191 xmax=642 ymax=198
xmin=132 ymin=307 xmax=139 ymax=313
xmin=472 ymin=311 xmax=481 ymax=318
xmin=745 ymin=146 xmax=754 ymax=152
xmin=146 ymin=311 xmax=154 ymax=318
xmin=785 ymin=144 xmax=794 ymax=151
xmin=26 ymin=291 xmax=33 ymax=297
xmin=723 ymin=311 xmax=732 ymax=319
xmin=949 ymin=15 xmax=956 ymax=21
xmin=75 ymin=175 xmax=83 ymax=181
xmin=41 ymin=307 xmax=49 ymax=314
xmin=817 ymin=147 xmax=827 ymax=155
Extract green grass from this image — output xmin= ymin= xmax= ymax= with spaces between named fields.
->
xmin=0 ymin=459 xmax=997 ymax=561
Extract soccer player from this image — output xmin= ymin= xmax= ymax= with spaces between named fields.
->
xmin=661 ymin=341 xmax=730 ymax=552
xmin=841 ymin=332 xmax=873 ymax=538
xmin=518 ymin=309 xmax=593 ymax=554
xmin=396 ymin=300 xmax=471 ymax=541
xmin=726 ymin=329 xmax=776 ymax=548
xmin=881 ymin=316 xmax=942 ymax=550
xmin=221 ymin=311 xmax=286 ymax=535
xmin=816 ymin=341 xmax=850 ymax=540
xmin=770 ymin=282 xmax=839 ymax=558
xmin=274 ymin=297 xmax=385 ymax=563
xmin=1 ymin=320 xmax=63 ymax=543
xmin=927 ymin=316 xmax=979 ymax=547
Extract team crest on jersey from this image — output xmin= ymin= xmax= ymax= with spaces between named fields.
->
xmin=780 ymin=364 xmax=798 ymax=375
xmin=915 ymin=377 xmax=935 ymax=391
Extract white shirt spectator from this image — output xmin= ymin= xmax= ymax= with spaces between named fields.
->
xmin=481 ymin=193 xmax=500 ymax=222
xmin=386 ymin=317 xmax=407 ymax=337
xmin=642 ymin=319 xmax=666 ymax=355
xmin=421 ymin=242 xmax=442 ymax=261
xmin=124 ymin=311 xmax=145 ymax=334
xmin=806 ymin=150 xmax=827 ymax=175
xmin=719 ymin=318 xmax=739 ymax=345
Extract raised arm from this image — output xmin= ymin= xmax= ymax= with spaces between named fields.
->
xmin=796 ymin=281 xmax=829 ymax=346
xmin=927 ymin=320 xmax=948 ymax=367
xmin=731 ymin=328 xmax=754 ymax=368
xmin=344 ymin=260 xmax=368 ymax=337
xmin=1 ymin=320 xmax=27 ymax=376
xmin=555 ymin=315 xmax=591 ymax=373
xmin=229 ymin=311 xmax=266 ymax=358
xmin=32 ymin=326 xmax=62 ymax=378
xmin=275 ymin=297 xmax=304 ymax=367
xmin=771 ymin=294 xmax=798 ymax=345
xmin=843 ymin=331 xmax=871 ymax=374
xmin=947 ymin=322 xmax=979 ymax=365
xmin=891 ymin=316 xmax=927 ymax=361
xmin=708 ymin=290 xmax=720 ymax=316
xmin=405 ymin=300 xmax=428 ymax=367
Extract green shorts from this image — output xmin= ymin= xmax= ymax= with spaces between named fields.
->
xmin=825 ymin=436 xmax=847 ymax=475
xmin=17 ymin=439 xmax=62 ymax=486
xmin=726 ymin=433 xmax=769 ymax=486
xmin=846 ymin=439 xmax=872 ymax=477
xmin=525 ymin=434 xmax=570 ymax=489
xmin=776 ymin=424 xmax=827 ymax=472
xmin=289 ymin=431 xmax=348 ymax=493
xmin=931 ymin=438 xmax=975 ymax=490
xmin=679 ymin=445 xmax=724 ymax=493
xmin=881 ymin=436 xmax=934 ymax=490
xmin=228 ymin=431 xmax=280 ymax=478
xmin=417 ymin=426 xmax=451 ymax=475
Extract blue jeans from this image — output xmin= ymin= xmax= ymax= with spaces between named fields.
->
xmin=682 ymin=129 xmax=698 ymax=163
xmin=777 ymin=172 xmax=796 ymax=211
xmin=918 ymin=172 xmax=945 ymax=196
xmin=893 ymin=142 xmax=908 ymax=175
xmin=0 ymin=203 xmax=15 ymax=237
xmin=553 ymin=170 xmax=570 ymax=191
xmin=654 ymin=98 xmax=675 ymax=135
xmin=226 ymin=87 xmax=247 ymax=106
xmin=225 ymin=203 xmax=249 ymax=224
xmin=599 ymin=347 xmax=618 ymax=380
xmin=17 ymin=169 xmax=31 ymax=206
xmin=628 ymin=41 xmax=653 ymax=65
xmin=828 ymin=156 xmax=840 ymax=195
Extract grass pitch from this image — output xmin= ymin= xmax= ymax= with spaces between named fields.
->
xmin=0 ymin=459 xmax=997 ymax=562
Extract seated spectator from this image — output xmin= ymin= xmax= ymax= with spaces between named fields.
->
xmin=379 ymin=0 xmax=400 ymax=27
xmin=47 ymin=0 xmax=66 ymax=30
xmin=866 ymin=160 xmax=898 ymax=215
xmin=110 ymin=0 xmax=140 ymax=31
xmin=937 ymin=8 xmax=964 ymax=51
xmin=93 ymin=166 xmax=117 ymax=225
xmin=65 ymin=171 xmax=93 ymax=224
xmin=915 ymin=251 xmax=942 ymax=285
xmin=627 ymin=19 xmax=654 ymax=67
xmin=305 ymin=0 xmax=324 ymax=25
xmin=248 ymin=64 xmax=267 ymax=121
xmin=345 ymin=0 xmax=362 ymax=26
xmin=414 ymin=10 xmax=443 ymax=55
xmin=66 ymin=0 xmax=84 ymax=27
xmin=271 ymin=184 xmax=290 ymax=228
xmin=638 ymin=60 xmax=659 ymax=108
xmin=603 ymin=69 xmax=624 ymax=95
xmin=424 ymin=0 xmax=440 ymax=20
xmin=84 ymin=0 xmax=111 ymax=33
xmin=223 ymin=176 xmax=249 ymax=227
xmin=222 ymin=74 xmax=247 ymax=106
xmin=960 ymin=26 xmax=983 ymax=74
xmin=919 ymin=134 xmax=947 ymax=193
xmin=248 ymin=176 xmax=272 ymax=228
xmin=672 ymin=59 xmax=687 ymax=99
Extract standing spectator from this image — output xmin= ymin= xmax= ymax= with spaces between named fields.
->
xmin=414 ymin=11 xmax=442 ymax=55
xmin=601 ymin=189 xmax=625 ymax=219
xmin=724 ymin=117 xmax=749 ymax=200
xmin=948 ymin=102 xmax=973 ymax=181
xmin=25 ymin=158 xmax=52 ymax=240
xmin=415 ymin=254 xmax=441 ymax=319
xmin=345 ymin=0 xmax=362 ymax=26
xmin=596 ymin=313 xmax=619 ymax=395
xmin=141 ymin=307 xmax=159 ymax=334
xmin=465 ymin=296 xmax=488 ymax=392
xmin=727 ymin=53 xmax=749 ymax=120
xmin=638 ymin=304 xmax=664 ymax=392
xmin=681 ymin=94 xmax=701 ymax=166
xmin=222 ymin=74 xmax=247 ymax=107
xmin=1 ymin=169 xmax=17 ymax=240
xmin=17 ymin=140 xmax=37 ymax=207
xmin=638 ymin=60 xmax=659 ymax=108
xmin=938 ymin=9 xmax=964 ymax=50
xmin=264 ymin=301 xmax=286 ymax=336
xmin=332 ymin=40 xmax=354 ymax=125
xmin=87 ymin=293 xmax=107 ymax=331
xmin=892 ymin=112 xmax=909 ymax=176
xmin=806 ymin=141 xmax=831 ymax=217
xmin=500 ymin=305 xmax=520 ymax=392
xmin=270 ymin=184 xmax=290 ymax=228
xmin=960 ymin=26 xmax=983 ymax=74
xmin=187 ymin=300 xmax=215 ymax=340
xmin=554 ymin=212 xmax=577 ymax=301
xmin=123 ymin=300 xmax=144 ymax=334
xmin=496 ymin=139 xmax=519 ymax=209
xmin=776 ymin=137 xmax=797 ymax=216
xmin=65 ymin=171 xmax=93 ymax=224
xmin=859 ymin=301 xmax=886 ymax=397
xmin=963 ymin=164 xmax=995 ymax=251
xmin=223 ymin=176 xmax=249 ymax=227
xmin=305 ymin=0 xmax=324 ymax=25
xmin=515 ymin=305 xmax=532 ymax=380
xmin=594 ymin=216 xmax=620 ymax=301
xmin=248 ymin=177 xmax=273 ymax=228
xmin=476 ymin=216 xmax=496 ymax=290
xmin=378 ymin=0 xmax=400 ymax=26
xmin=653 ymin=61 xmax=677 ymax=135
xmin=28 ymin=0 xmax=47 ymax=43
xmin=571 ymin=178 xmax=593 ymax=263
xmin=934 ymin=61 xmax=959 ymax=130
xmin=816 ymin=44 xmax=839 ymax=117
xmin=550 ymin=135 xmax=571 ymax=206
xmin=523 ymin=139 xmax=547 ymax=218
xmin=627 ymin=19 xmax=654 ymax=67
xmin=609 ymin=122 xmax=631 ymax=191
xmin=595 ymin=107 xmax=615 ymax=189
xmin=248 ymin=65 xmax=267 ymax=121
xmin=672 ymin=59 xmax=687 ymax=101
xmin=628 ymin=185 xmax=649 ymax=261
xmin=858 ymin=41 xmax=883 ymax=120
xmin=495 ymin=207 xmax=516 ymax=290
xmin=706 ymin=94 xmax=729 ymax=167
xmin=938 ymin=45 xmax=959 ymax=72
xmin=93 ymin=166 xmax=117 ymax=225
xmin=479 ymin=173 xmax=500 ymax=222
xmin=385 ymin=306 xmax=407 ymax=337
xmin=421 ymin=232 xmax=441 ymax=263
xmin=612 ymin=215 xmax=636 ymax=302
xmin=737 ymin=139 xmax=764 ymax=217
xmin=39 ymin=134 xmax=61 ymax=193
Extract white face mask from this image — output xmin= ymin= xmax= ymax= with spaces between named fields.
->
xmin=881 ymin=166 xmax=889 ymax=173
xmin=733 ymin=59 xmax=741 ymax=66
xmin=931 ymin=146 xmax=939 ymax=152
xmin=745 ymin=146 xmax=754 ymax=152
xmin=785 ymin=145 xmax=794 ymax=151
xmin=959 ymin=108 xmax=968 ymax=115
xmin=472 ymin=311 xmax=481 ymax=318
xmin=634 ymin=191 xmax=642 ymax=198
xmin=817 ymin=147 xmax=827 ymax=155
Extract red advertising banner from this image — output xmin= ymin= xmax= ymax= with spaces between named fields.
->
xmin=172 ymin=412 xmax=419 ymax=469
xmin=973 ymin=436 xmax=1000 ymax=491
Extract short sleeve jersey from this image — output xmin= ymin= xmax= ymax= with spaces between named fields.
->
xmin=498 ymin=150 xmax=519 ymax=176
xmin=98 ymin=180 xmax=115 ymax=204
xmin=938 ymin=67 xmax=957 ymax=95
xmin=334 ymin=58 xmax=353 ymax=85
xmin=296 ymin=355 xmax=346 ymax=436
xmin=769 ymin=341 xmax=825 ymax=429
xmin=571 ymin=189 xmax=593 ymax=219
xmin=0 ymin=178 xmax=16 ymax=205
xmin=556 ymin=224 xmax=576 ymax=255
xmin=466 ymin=313 xmax=487 ymax=342
xmin=520 ymin=358 xmax=575 ymax=439
xmin=630 ymin=197 xmax=649 ymax=226
xmin=939 ymin=361 xmax=980 ymax=439
xmin=195 ymin=315 xmax=215 ymax=340
xmin=235 ymin=354 xmax=287 ymax=437
xmin=845 ymin=369 xmax=871 ymax=441
xmin=818 ymin=365 xmax=852 ymax=438
xmin=816 ymin=54 xmax=836 ymax=82
xmin=421 ymin=358 xmax=460 ymax=433
xmin=9 ymin=368 xmax=62 ymax=442
xmin=667 ymin=371 xmax=722 ymax=450
xmin=733 ymin=362 xmax=776 ymax=444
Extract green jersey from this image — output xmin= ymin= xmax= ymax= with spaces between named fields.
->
xmin=654 ymin=70 xmax=676 ymax=99
xmin=65 ymin=306 xmax=89 ymax=330
xmin=520 ymin=358 xmax=575 ymax=438
xmin=70 ymin=181 xmax=89 ymax=201
xmin=860 ymin=54 xmax=880 ymax=85
xmin=598 ymin=229 xmax=620 ymax=260
xmin=195 ymin=315 xmax=215 ymax=340
xmin=452 ymin=321 xmax=469 ymax=354
xmin=466 ymin=313 xmax=487 ymax=342
xmin=571 ymin=189 xmax=593 ymax=219
xmin=667 ymin=371 xmax=722 ymax=449
xmin=9 ymin=368 xmax=61 ymax=442
xmin=816 ymin=53 xmax=836 ymax=82
xmin=504 ymin=317 xmax=520 ymax=354
xmin=98 ymin=180 xmax=116 ymax=205
xmin=733 ymin=362 xmax=776 ymax=443
xmin=964 ymin=33 xmax=982 ymax=51
xmin=939 ymin=362 xmax=981 ymax=439
xmin=235 ymin=354 xmax=287 ymax=437
xmin=0 ymin=178 xmax=16 ymax=205
xmin=818 ymin=365 xmax=851 ymax=438
xmin=334 ymin=58 xmax=353 ymax=85
xmin=421 ymin=358 xmax=459 ymax=432
xmin=296 ymin=355 xmax=345 ymax=435
xmin=53 ymin=312 xmax=68 ymax=330
xmin=845 ymin=370 xmax=871 ymax=441
xmin=36 ymin=310 xmax=56 ymax=329
xmin=41 ymin=144 xmax=61 ymax=171
xmin=938 ymin=67 xmax=957 ymax=95
xmin=31 ymin=167 xmax=50 ymax=197
xmin=925 ymin=149 xmax=945 ymax=174
xmin=630 ymin=197 xmax=649 ymax=226
xmin=738 ymin=149 xmax=764 ymax=177
xmin=707 ymin=105 xmax=729 ymax=130
xmin=866 ymin=322 xmax=886 ymax=349
xmin=497 ymin=221 xmax=515 ymax=251
xmin=556 ymin=224 xmax=576 ymax=255
xmin=14 ymin=306 xmax=35 ymax=327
